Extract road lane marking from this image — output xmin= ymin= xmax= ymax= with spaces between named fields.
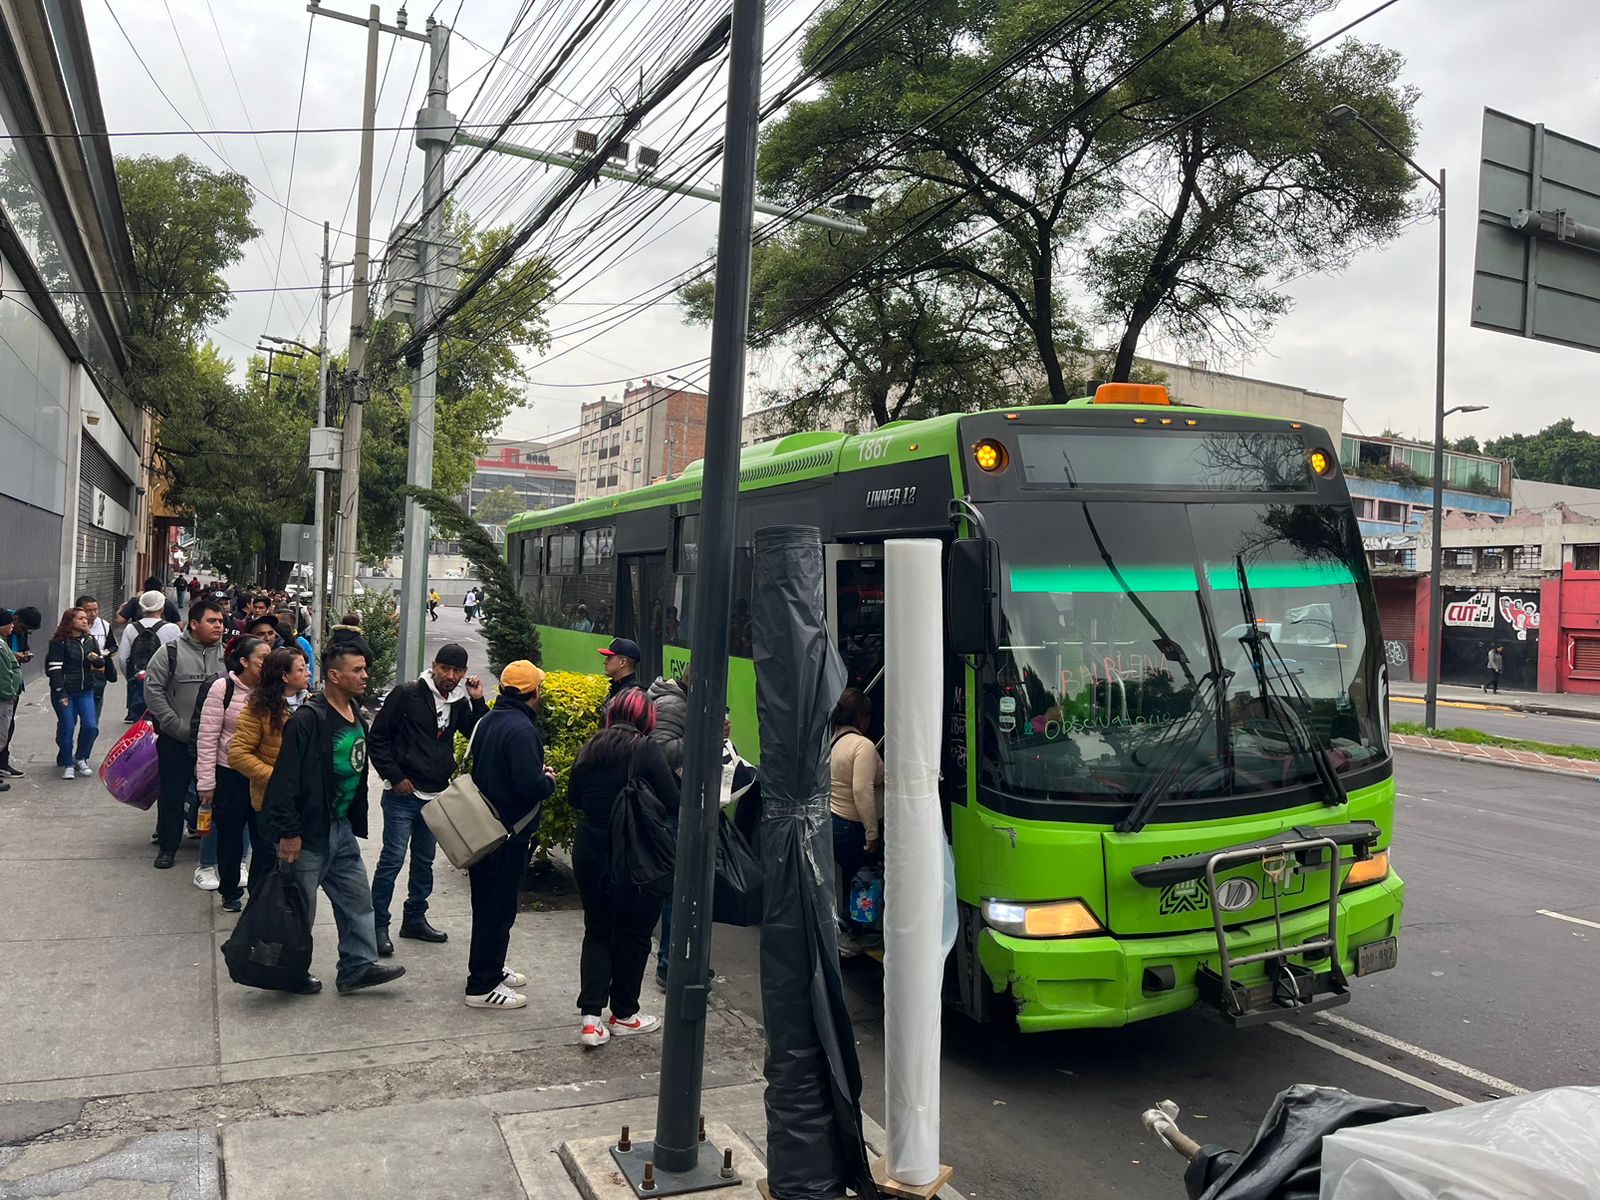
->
xmin=1270 ymin=1022 xmax=1474 ymax=1105
xmin=1537 ymin=908 xmax=1600 ymax=931
xmin=1315 ymin=1014 xmax=1529 ymax=1096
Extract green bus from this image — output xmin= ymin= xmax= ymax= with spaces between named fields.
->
xmin=506 ymin=384 xmax=1402 ymax=1032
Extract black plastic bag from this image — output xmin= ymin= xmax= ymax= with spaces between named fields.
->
xmin=221 ymin=866 xmax=314 ymax=991
xmin=712 ymin=812 xmax=763 ymax=926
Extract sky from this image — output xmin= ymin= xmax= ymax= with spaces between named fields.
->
xmin=79 ymin=0 xmax=1600 ymax=449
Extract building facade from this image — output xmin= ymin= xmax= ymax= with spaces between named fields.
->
xmin=461 ymin=438 xmax=576 ymax=516
xmin=547 ymin=379 xmax=709 ymax=502
xmin=1 ymin=2 xmax=146 ymax=622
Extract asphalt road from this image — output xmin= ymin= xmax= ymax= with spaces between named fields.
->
xmin=708 ymin=750 xmax=1600 ymax=1198
xmin=1390 ymin=694 xmax=1600 ymax=748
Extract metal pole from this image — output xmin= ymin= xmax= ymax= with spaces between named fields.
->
xmin=1424 ymin=167 xmax=1446 ymax=731
xmin=331 ymin=3 xmax=381 ymax=613
xmin=397 ymin=17 xmax=451 ymax=682
xmin=312 ymin=220 xmax=331 ymax=642
xmin=653 ymin=0 xmax=765 ymax=1177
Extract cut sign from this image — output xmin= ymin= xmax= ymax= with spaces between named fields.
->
xmin=1499 ymin=595 xmax=1540 ymax=632
xmin=1444 ymin=591 xmax=1495 ymax=628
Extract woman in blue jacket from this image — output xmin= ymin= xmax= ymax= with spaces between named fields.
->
xmin=46 ymin=607 xmax=114 ymax=779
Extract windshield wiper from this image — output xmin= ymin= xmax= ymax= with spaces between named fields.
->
xmin=1115 ymin=664 xmax=1229 ymax=834
xmin=1233 ymin=555 xmax=1347 ymax=807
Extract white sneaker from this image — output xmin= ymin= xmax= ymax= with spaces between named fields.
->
xmin=502 ymin=967 xmax=529 ymax=988
xmin=61 ymin=766 xmax=75 ymax=780
xmin=465 ymin=983 xmax=527 ymax=1010
xmin=74 ymin=759 xmax=92 ymax=775
xmin=193 ymin=866 xmax=220 ymax=892
xmin=606 ymin=1011 xmax=661 ymax=1037
xmin=579 ymin=1014 xmax=610 ymax=1046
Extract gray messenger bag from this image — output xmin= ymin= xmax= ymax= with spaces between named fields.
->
xmin=421 ymin=716 xmax=538 ymax=869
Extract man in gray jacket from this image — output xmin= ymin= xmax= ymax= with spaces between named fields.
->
xmin=145 ymin=598 xmax=226 ymax=869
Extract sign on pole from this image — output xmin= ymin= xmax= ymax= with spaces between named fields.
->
xmin=279 ymin=523 xmax=315 ymax=565
xmin=1472 ymin=107 xmax=1600 ymax=353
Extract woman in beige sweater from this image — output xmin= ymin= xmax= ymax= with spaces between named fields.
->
xmin=829 ymin=687 xmax=883 ymax=941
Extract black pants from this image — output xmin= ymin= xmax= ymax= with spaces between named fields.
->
xmin=1486 ymin=669 xmax=1501 ymax=694
xmin=573 ymin=834 xmax=660 ymax=1020
xmin=214 ymin=766 xmax=263 ymax=903
xmin=155 ymin=733 xmax=194 ymax=853
xmin=465 ymin=827 xmax=533 ymax=995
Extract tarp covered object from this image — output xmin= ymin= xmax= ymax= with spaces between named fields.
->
xmin=753 ymin=524 xmax=877 ymax=1200
xmin=1185 ymin=1085 xmax=1424 ymax=1200
xmin=1321 ymin=1086 xmax=1600 ymax=1200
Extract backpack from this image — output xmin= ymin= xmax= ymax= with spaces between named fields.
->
xmin=188 ymin=673 xmax=236 ymax=761
xmin=608 ymin=741 xmax=678 ymax=899
xmin=126 ymin=619 xmax=168 ymax=675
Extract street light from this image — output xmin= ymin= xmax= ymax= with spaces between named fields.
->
xmin=1331 ymin=104 xmax=1454 ymax=730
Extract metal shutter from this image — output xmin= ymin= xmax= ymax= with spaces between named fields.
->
xmin=75 ymin=433 xmax=129 ymax=607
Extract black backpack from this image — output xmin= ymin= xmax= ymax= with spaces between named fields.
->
xmin=126 ymin=619 xmax=167 ymax=674
xmin=608 ymin=741 xmax=678 ymax=899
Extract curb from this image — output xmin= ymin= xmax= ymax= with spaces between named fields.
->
xmin=1390 ymin=692 xmax=1600 ymax=722
xmin=1392 ymin=743 xmax=1600 ymax=782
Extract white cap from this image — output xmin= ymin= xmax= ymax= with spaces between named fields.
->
xmin=139 ymin=590 xmax=165 ymax=612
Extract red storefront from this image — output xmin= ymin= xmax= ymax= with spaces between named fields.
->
xmin=1539 ymin=567 xmax=1600 ymax=695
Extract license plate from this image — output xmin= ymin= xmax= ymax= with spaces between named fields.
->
xmin=1356 ymin=937 xmax=1398 ymax=976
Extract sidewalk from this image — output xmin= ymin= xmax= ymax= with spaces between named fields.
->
xmin=1389 ymin=679 xmax=1600 ymax=721
xmin=1391 ymin=731 xmax=1600 ymax=778
xmin=0 ymin=676 xmax=933 ymax=1198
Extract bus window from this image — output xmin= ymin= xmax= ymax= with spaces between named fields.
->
xmin=729 ymin=548 xmax=754 ymax=658
xmin=836 ymin=557 xmax=885 ymax=743
xmin=674 ymin=514 xmax=699 ymax=574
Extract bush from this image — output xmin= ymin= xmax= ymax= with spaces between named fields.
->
xmin=451 ymin=668 xmax=610 ymax=858
xmin=346 ymin=585 xmax=400 ymax=693
xmin=537 ymin=670 xmax=611 ymax=855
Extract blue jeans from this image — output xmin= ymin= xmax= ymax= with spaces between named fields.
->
xmin=290 ymin=819 xmax=380 ymax=987
xmin=54 ymin=691 xmax=98 ymax=766
xmin=126 ymin=677 xmax=146 ymax=721
xmin=370 ymin=789 xmax=438 ymax=932
xmin=832 ymin=814 xmax=870 ymax=934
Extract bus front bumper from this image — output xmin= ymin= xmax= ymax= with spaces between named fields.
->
xmin=975 ymin=875 xmax=1404 ymax=1033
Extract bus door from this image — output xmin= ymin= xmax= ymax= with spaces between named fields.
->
xmin=826 ymin=543 xmax=886 ymax=743
xmin=618 ymin=552 xmax=668 ymax=679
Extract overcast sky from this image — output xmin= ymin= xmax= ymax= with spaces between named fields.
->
xmin=81 ymin=0 xmax=1600 ymax=447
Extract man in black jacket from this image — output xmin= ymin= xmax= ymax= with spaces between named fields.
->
xmin=599 ymin=637 xmax=643 ymax=699
xmin=263 ymin=643 xmax=405 ymax=996
xmin=462 ymin=660 xmax=555 ymax=1009
xmin=368 ymin=642 xmax=487 ymax=955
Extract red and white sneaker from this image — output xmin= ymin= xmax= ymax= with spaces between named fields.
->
xmin=606 ymin=1011 xmax=661 ymax=1037
xmin=579 ymin=1014 xmax=610 ymax=1047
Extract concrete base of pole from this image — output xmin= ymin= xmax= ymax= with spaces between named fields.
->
xmin=561 ymin=1121 xmax=749 ymax=1199
xmin=871 ymin=1158 xmax=955 ymax=1199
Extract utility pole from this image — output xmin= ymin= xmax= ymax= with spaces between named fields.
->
xmin=310 ymin=1 xmax=384 ymax=613
xmin=314 ymin=220 xmax=332 ymax=639
xmin=396 ymin=15 xmax=453 ymax=681
xmin=644 ymin=0 xmax=766 ymax=1190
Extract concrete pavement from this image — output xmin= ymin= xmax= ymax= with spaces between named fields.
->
xmin=1390 ymin=678 xmax=1600 ymax=721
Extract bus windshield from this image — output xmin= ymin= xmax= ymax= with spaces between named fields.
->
xmin=980 ymin=499 xmax=1385 ymax=807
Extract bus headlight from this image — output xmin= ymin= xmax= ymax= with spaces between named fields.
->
xmin=1343 ymin=850 xmax=1390 ymax=890
xmin=981 ymin=898 xmax=1103 ymax=938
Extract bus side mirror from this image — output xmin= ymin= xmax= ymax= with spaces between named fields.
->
xmin=948 ymin=538 xmax=1000 ymax=657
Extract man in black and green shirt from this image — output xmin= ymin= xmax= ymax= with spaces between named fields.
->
xmin=263 ymin=641 xmax=405 ymax=996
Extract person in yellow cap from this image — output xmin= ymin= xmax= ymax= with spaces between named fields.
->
xmin=461 ymin=660 xmax=556 ymax=1009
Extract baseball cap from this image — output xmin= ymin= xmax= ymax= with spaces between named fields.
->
xmin=499 ymin=660 xmax=546 ymax=696
xmin=0 ymin=608 xmax=12 ymax=626
xmin=434 ymin=642 xmax=469 ymax=669
xmin=139 ymin=590 xmax=165 ymax=612
xmin=598 ymin=637 xmax=642 ymax=662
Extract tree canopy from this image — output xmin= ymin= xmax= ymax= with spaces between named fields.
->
xmin=471 ymin=485 xmax=525 ymax=526
xmin=1486 ymin=420 xmax=1600 ymax=490
xmin=692 ymin=0 xmax=1420 ymax=429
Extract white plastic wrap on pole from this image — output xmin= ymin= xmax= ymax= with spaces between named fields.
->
xmin=884 ymin=538 xmax=947 ymax=1187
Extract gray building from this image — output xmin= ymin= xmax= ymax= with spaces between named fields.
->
xmin=1 ymin=2 xmax=145 ymax=621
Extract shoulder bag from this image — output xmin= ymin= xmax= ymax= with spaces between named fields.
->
xmin=422 ymin=713 xmax=539 ymax=869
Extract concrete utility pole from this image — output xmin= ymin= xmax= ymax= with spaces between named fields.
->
xmin=315 ymin=221 xmax=331 ymax=638
xmin=396 ymin=16 xmax=453 ymax=682
xmin=309 ymin=1 xmax=389 ymax=613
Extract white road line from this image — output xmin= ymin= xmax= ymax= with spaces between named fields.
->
xmin=1315 ymin=1013 xmax=1528 ymax=1096
xmin=1271 ymin=1022 xmax=1474 ymax=1106
xmin=1538 ymin=908 xmax=1600 ymax=931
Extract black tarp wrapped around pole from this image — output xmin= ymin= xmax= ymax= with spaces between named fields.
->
xmin=753 ymin=524 xmax=878 ymax=1200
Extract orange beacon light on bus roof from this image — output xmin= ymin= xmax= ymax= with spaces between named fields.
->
xmin=1093 ymin=382 xmax=1170 ymax=405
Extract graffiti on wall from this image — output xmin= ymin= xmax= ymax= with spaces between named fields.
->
xmin=1499 ymin=595 xmax=1540 ymax=638
xmin=1444 ymin=591 xmax=1495 ymax=628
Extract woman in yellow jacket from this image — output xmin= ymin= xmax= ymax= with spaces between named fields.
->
xmin=229 ymin=645 xmax=311 ymax=894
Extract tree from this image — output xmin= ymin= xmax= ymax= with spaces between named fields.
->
xmin=404 ymin=487 xmax=542 ymax=673
xmin=472 ymin=485 xmax=525 ymax=527
xmin=1450 ymin=435 xmax=1481 ymax=455
xmin=740 ymin=0 xmax=1419 ymax=412
xmin=1486 ymin=420 xmax=1600 ymax=489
